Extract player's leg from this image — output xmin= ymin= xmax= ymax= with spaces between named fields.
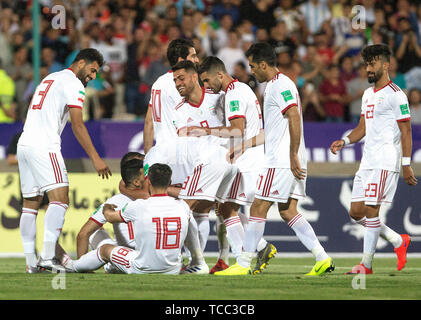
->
xmin=20 ymin=196 xmax=43 ymax=272
xmin=40 ymin=186 xmax=69 ymax=263
xmin=190 ymin=200 xmax=214 ymax=252
xmin=72 ymin=243 xmax=114 ymax=273
xmin=212 ymin=212 xmax=230 ymax=273
xmin=219 ymin=201 xmax=244 ymax=259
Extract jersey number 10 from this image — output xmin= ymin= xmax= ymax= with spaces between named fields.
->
xmin=152 ymin=217 xmax=181 ymax=250
xmin=150 ymin=89 xmax=162 ymax=122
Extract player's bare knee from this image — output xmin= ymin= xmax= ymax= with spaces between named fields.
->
xmin=250 ymin=199 xmax=271 ymax=218
xmin=99 ymin=244 xmax=114 ymax=262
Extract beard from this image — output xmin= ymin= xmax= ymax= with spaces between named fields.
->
xmin=76 ymin=69 xmax=91 ymax=87
xmin=367 ymin=68 xmax=383 ymax=83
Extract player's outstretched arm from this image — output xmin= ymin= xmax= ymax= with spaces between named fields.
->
xmin=76 ymin=219 xmax=101 ymax=258
xmin=226 ymin=130 xmax=265 ymax=163
xmin=186 ymin=118 xmax=246 ymax=138
xmin=143 ymin=107 xmax=154 ymax=154
xmin=69 ymin=108 xmax=111 ymax=179
xmin=398 ymin=120 xmax=418 ymax=186
xmin=330 ymin=114 xmax=366 ymax=155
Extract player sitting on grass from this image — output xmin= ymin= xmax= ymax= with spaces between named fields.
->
xmin=70 ymin=163 xmax=190 ymax=274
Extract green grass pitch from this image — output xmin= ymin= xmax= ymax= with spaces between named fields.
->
xmin=1 ymin=257 xmax=421 ymax=300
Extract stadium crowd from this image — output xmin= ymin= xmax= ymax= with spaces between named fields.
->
xmin=1 ymin=0 xmax=421 ymax=123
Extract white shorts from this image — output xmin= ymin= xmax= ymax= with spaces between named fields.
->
xmin=179 ymin=162 xmax=237 ymax=202
xmin=17 ymin=145 xmax=69 ymax=198
xmin=109 ymin=246 xmax=181 ymax=274
xmin=109 ymin=246 xmax=139 ymax=274
xmin=224 ymin=171 xmax=259 ymax=206
xmin=351 ymin=169 xmax=399 ymax=206
xmin=254 ymin=168 xmax=306 ymax=203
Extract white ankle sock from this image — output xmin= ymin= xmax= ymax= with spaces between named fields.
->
xmin=362 ymin=217 xmax=381 ymax=269
xmin=224 ymin=216 xmax=244 ymax=258
xmin=352 ymin=217 xmax=402 ymax=248
xmin=184 ymin=213 xmax=205 ymax=265
xmin=216 ymin=215 xmax=229 ymax=263
xmin=193 ymin=212 xmax=210 ymax=251
xmin=242 ymin=216 xmax=266 ymax=254
xmin=73 ymin=248 xmax=105 ymax=272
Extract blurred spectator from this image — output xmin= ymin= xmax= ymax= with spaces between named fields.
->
xmin=210 ymin=14 xmax=233 ymax=54
xmin=389 ymin=56 xmax=407 ymax=91
xmin=408 ymin=88 xmax=421 ymax=124
xmin=96 ymin=64 xmax=116 ymax=119
xmin=269 ymin=21 xmax=297 ymax=58
xmin=300 ymin=43 xmax=325 ymax=90
xmin=180 ymin=14 xmax=196 ymax=40
xmin=362 ymin=0 xmax=376 ymax=25
xmin=217 ymin=30 xmax=248 ymax=76
xmin=318 ymin=64 xmax=347 ymax=123
xmin=389 ymin=0 xmax=419 ymax=37
xmin=342 ymin=25 xmax=366 ymax=60
xmin=340 ymin=56 xmax=357 ymax=84
xmin=42 ymin=27 xmax=70 ymax=65
xmin=299 ymin=0 xmax=331 ymax=40
xmin=370 ymin=6 xmax=395 ymax=48
xmin=346 ymin=63 xmax=371 ymax=123
xmin=42 ymin=46 xmax=64 ymax=74
xmin=241 ymin=0 xmax=277 ymax=31
xmin=404 ymin=66 xmax=421 ymax=92
xmin=330 ymin=1 xmax=352 ymax=47
xmin=395 ymin=17 xmax=421 ymax=74
xmin=313 ymin=32 xmax=341 ymax=66
xmin=211 ymin=0 xmax=241 ymax=25
xmin=5 ymin=46 xmax=32 ymax=121
xmin=274 ymin=0 xmax=304 ymax=34
xmin=255 ymin=28 xmax=269 ymax=42
xmin=0 ymin=59 xmax=16 ymax=123
xmin=233 ymin=61 xmax=262 ymax=104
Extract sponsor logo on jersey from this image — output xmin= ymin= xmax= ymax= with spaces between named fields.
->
xmin=281 ymin=90 xmax=293 ymax=102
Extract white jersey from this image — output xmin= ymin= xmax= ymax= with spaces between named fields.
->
xmin=148 ymin=71 xmax=181 ymax=144
xmin=90 ymin=193 xmax=135 ymax=248
xmin=18 ymin=68 xmax=85 ymax=150
xmin=120 ymin=195 xmax=190 ymax=274
xmin=262 ymin=72 xmax=307 ymax=169
xmin=172 ymin=87 xmax=226 ymax=146
xmin=143 ymin=137 xmax=228 ymax=185
xmin=360 ymin=81 xmax=410 ymax=172
xmin=224 ymin=79 xmax=264 ymax=172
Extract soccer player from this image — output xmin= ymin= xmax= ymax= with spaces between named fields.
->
xmin=76 ymin=153 xmax=147 ymax=259
xmin=215 ymin=42 xmax=334 ymax=276
xmin=330 ymin=44 xmax=417 ymax=274
xmin=195 ymin=56 xmax=276 ymax=274
xmin=171 ymin=60 xmax=235 ymax=260
xmin=72 ymin=164 xmax=190 ymax=275
xmin=143 ymin=38 xmax=200 ymax=154
xmin=17 ymin=48 xmax=111 ymax=272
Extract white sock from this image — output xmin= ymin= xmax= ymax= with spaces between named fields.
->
xmin=362 ymin=217 xmax=381 ymax=269
xmin=41 ymin=202 xmax=68 ymax=260
xmin=20 ymin=208 xmax=38 ymax=267
xmin=242 ymin=216 xmax=266 ymax=254
xmin=184 ymin=214 xmax=205 ymax=265
xmin=216 ymin=215 xmax=229 ymax=263
xmin=73 ymin=248 xmax=105 ymax=272
xmin=224 ymin=216 xmax=244 ymax=258
xmin=193 ymin=212 xmax=210 ymax=252
xmin=352 ymin=217 xmax=403 ymax=248
xmin=238 ymin=211 xmax=267 ymax=252
xmin=288 ymin=213 xmax=328 ymax=261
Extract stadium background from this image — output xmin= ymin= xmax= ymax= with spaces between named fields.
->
xmin=0 ymin=0 xmax=420 ymax=257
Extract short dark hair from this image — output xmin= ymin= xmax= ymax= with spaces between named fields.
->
xmin=73 ymin=48 xmax=104 ymax=67
xmin=198 ymin=56 xmax=227 ymax=75
xmin=120 ymin=152 xmax=144 ymax=172
xmin=361 ymin=44 xmax=391 ymax=63
xmin=172 ymin=60 xmax=197 ymax=73
xmin=245 ymin=42 xmax=277 ymax=67
xmin=121 ymin=159 xmax=143 ymax=186
xmin=148 ymin=163 xmax=172 ymax=189
xmin=167 ymin=39 xmax=195 ymax=67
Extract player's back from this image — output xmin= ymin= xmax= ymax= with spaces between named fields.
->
xmin=18 ymin=68 xmax=85 ymax=150
xmin=130 ymin=196 xmax=189 ymax=274
xmin=149 ymin=71 xmax=181 ymax=144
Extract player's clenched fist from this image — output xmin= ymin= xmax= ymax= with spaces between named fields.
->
xmin=330 ymin=139 xmax=345 ymax=155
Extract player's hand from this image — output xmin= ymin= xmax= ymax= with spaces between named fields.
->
xmin=226 ymin=143 xmax=245 ymax=163
xmin=403 ymin=166 xmax=418 ymax=186
xmin=103 ymin=203 xmax=117 ymax=213
xmin=330 ymin=139 xmax=345 ymax=155
xmin=93 ymin=158 xmax=112 ymax=179
xmin=290 ymin=154 xmax=306 ymax=180
xmin=186 ymin=126 xmax=208 ymax=137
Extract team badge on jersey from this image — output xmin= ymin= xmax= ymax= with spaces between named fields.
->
xmin=281 ymin=90 xmax=293 ymax=102
xmin=229 ymin=100 xmax=240 ymax=112
xmin=400 ymin=104 xmax=409 ymax=115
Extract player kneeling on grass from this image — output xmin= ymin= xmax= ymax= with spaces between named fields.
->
xmin=70 ymin=163 xmax=190 ymax=274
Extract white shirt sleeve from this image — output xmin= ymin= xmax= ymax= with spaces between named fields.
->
xmin=389 ymin=91 xmax=411 ymax=122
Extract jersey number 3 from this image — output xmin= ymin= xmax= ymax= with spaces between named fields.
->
xmin=32 ymin=80 xmax=54 ymax=110
xmin=152 ymin=217 xmax=181 ymax=250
